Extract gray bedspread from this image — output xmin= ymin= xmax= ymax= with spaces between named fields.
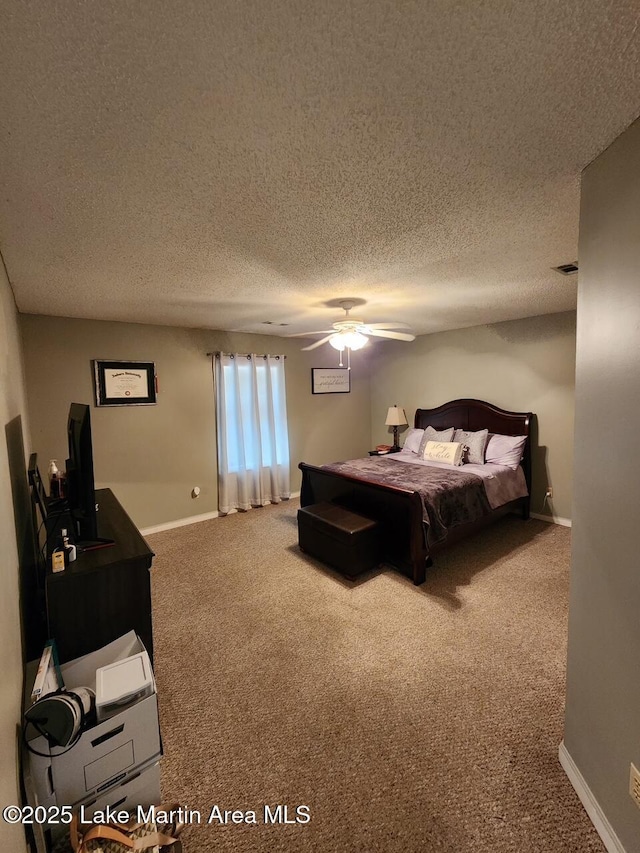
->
xmin=323 ymin=456 xmax=492 ymax=546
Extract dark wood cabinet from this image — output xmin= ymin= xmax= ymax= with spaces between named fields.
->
xmin=45 ymin=488 xmax=154 ymax=663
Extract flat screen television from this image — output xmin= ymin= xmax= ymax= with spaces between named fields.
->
xmin=66 ymin=403 xmax=113 ymax=549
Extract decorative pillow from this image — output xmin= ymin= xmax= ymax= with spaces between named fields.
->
xmin=422 ymin=440 xmax=465 ymax=466
xmin=418 ymin=426 xmax=455 ymax=457
xmin=453 ymin=428 xmax=489 ymax=464
xmin=402 ymin=428 xmax=424 ymax=454
xmin=485 ymin=433 xmax=527 ymax=469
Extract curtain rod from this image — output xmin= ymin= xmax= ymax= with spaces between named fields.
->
xmin=207 ymin=352 xmax=287 ymax=359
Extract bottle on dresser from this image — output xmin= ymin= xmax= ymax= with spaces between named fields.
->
xmin=51 ymin=528 xmax=77 ymax=573
xmin=48 ymin=459 xmax=62 ymax=499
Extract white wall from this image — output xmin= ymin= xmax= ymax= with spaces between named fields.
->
xmin=563 ymin=116 xmax=640 ymax=852
xmin=0 ymin=263 xmax=29 ymax=853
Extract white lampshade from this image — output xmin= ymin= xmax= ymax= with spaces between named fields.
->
xmin=329 ymin=330 xmax=368 ymax=351
xmin=385 ymin=406 xmax=407 ymax=426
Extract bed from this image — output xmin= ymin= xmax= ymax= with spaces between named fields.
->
xmin=298 ymin=399 xmax=532 ymax=585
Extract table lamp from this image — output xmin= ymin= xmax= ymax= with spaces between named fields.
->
xmin=385 ymin=405 xmax=408 ymax=451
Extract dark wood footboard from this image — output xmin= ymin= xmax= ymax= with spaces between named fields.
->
xmin=299 ymin=462 xmax=429 ymax=584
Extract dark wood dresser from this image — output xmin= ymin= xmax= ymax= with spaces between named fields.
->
xmin=45 ymin=488 xmax=154 ymax=663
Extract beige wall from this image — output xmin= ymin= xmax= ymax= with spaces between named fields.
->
xmin=0 ymin=267 xmax=29 ymax=853
xmin=20 ymin=316 xmax=372 ymax=529
xmin=369 ymin=312 xmax=576 ymax=519
xmin=564 ymin=117 xmax=640 ymax=850
xmin=21 ymin=312 xmax=577 ymax=525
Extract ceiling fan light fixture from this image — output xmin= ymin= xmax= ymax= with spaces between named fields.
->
xmin=330 ymin=330 xmax=368 ymax=351
xmin=296 ymin=300 xmax=414 ymax=365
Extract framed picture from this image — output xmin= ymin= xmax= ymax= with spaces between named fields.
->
xmin=93 ymin=360 xmax=157 ymax=406
xmin=311 ymin=368 xmax=351 ymax=394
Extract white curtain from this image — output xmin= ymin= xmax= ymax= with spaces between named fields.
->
xmin=213 ymin=353 xmax=291 ymax=514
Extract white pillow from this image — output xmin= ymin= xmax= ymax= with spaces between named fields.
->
xmin=485 ymin=434 xmax=527 ymax=469
xmin=402 ymin=428 xmax=424 ymax=454
xmin=422 ymin=440 xmax=465 ymax=466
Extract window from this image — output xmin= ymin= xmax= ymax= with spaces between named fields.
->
xmin=213 ymin=353 xmax=290 ymax=513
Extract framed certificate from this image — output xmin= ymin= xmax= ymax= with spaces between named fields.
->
xmin=93 ymin=360 xmax=157 ymax=406
xmin=311 ymin=368 xmax=351 ymax=394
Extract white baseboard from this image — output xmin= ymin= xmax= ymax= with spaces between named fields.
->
xmin=141 ymin=491 xmax=301 ymax=536
xmin=559 ymin=742 xmax=626 ymax=853
xmin=141 ymin=510 xmax=220 ymax=535
xmin=531 ymin=512 xmax=572 ymax=527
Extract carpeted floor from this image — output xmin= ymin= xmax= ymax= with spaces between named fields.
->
xmin=148 ymin=500 xmax=603 ymax=852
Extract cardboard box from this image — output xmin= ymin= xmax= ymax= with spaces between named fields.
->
xmin=27 ymin=632 xmax=161 ymax=808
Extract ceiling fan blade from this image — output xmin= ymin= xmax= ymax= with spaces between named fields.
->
xmin=301 ymin=334 xmax=334 ymax=351
xmin=364 ymin=322 xmax=412 ymax=330
xmin=286 ymin=329 xmax=333 ymax=337
xmin=367 ymin=329 xmax=416 ymax=342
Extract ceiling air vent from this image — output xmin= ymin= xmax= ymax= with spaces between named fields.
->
xmin=553 ymin=262 xmax=579 ymax=276
xmin=262 ymin=321 xmax=290 ymax=326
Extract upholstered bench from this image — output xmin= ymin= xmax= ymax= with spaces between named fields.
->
xmin=297 ymin=502 xmax=381 ymax=578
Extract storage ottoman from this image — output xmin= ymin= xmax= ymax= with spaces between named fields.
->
xmin=297 ymin=502 xmax=380 ymax=577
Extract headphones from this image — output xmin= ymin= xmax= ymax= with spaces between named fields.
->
xmin=24 ymin=687 xmax=95 ymax=756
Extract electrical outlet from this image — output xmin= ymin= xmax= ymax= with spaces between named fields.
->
xmin=545 ymin=487 xmax=553 ymax=499
xmin=630 ymin=763 xmax=640 ymax=810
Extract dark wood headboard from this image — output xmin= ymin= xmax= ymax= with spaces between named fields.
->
xmin=414 ymin=399 xmax=533 ymax=493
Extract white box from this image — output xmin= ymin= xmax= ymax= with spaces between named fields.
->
xmin=96 ymin=650 xmax=155 ymax=721
xmin=26 ymin=632 xmax=162 ymax=808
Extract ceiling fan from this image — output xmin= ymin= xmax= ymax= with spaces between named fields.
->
xmin=291 ymin=300 xmax=415 ymax=368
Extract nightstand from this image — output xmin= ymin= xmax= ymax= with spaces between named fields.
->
xmin=369 ymin=448 xmax=401 ymax=456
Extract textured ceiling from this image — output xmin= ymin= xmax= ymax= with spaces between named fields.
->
xmin=0 ymin=1 xmax=639 ymax=338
